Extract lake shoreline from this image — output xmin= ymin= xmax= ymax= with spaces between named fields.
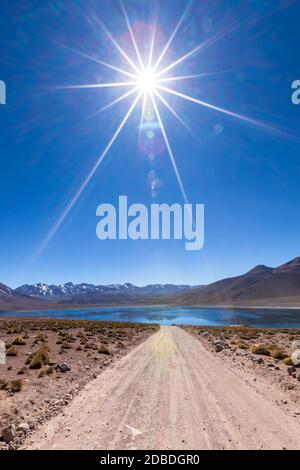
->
xmin=1 ymin=304 xmax=300 ymax=329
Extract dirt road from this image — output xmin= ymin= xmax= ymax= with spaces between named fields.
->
xmin=24 ymin=326 xmax=300 ymax=450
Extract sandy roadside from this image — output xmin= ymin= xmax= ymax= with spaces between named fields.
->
xmin=22 ymin=326 xmax=300 ymax=450
xmin=0 ymin=318 xmax=158 ymax=449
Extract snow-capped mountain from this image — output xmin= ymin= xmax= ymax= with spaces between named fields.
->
xmin=15 ymin=282 xmax=195 ymax=299
xmin=0 ymin=282 xmax=16 ymax=301
xmin=0 ymin=282 xmax=35 ymax=308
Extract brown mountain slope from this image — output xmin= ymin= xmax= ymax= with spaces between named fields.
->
xmin=0 ymin=282 xmax=45 ymax=312
xmin=170 ymin=257 xmax=300 ymax=306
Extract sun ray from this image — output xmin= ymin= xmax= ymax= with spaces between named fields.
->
xmin=156 ymin=70 xmax=236 ymax=84
xmin=140 ymin=92 xmax=148 ymax=126
xmin=150 ymin=93 xmax=189 ymax=206
xmin=79 ymin=87 xmax=139 ymax=125
xmin=153 ymin=0 xmax=193 ymax=73
xmin=36 ymin=4 xmax=294 ymax=260
xmin=153 ymin=89 xmax=192 ymax=134
xmin=35 ymin=92 xmax=142 ymax=257
xmin=156 ymin=13 xmax=258 ymax=78
xmin=158 ymin=84 xmax=299 ymax=140
xmin=55 ymin=81 xmax=138 ymax=90
xmin=148 ymin=20 xmax=158 ymax=69
xmin=56 ymin=41 xmax=138 ymax=80
xmin=95 ymin=16 xmax=141 ymax=75
xmin=120 ymin=0 xmax=145 ymax=71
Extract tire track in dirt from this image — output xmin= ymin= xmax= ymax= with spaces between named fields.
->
xmin=23 ymin=326 xmax=300 ymax=450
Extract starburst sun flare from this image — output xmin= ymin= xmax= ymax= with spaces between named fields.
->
xmin=37 ymin=0 xmax=296 ymax=257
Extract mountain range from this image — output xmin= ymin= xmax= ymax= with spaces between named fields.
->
xmin=15 ymin=282 xmax=194 ymax=300
xmin=0 ymin=282 xmax=196 ymax=311
xmin=170 ymin=257 xmax=300 ymax=307
xmin=1 ymin=257 xmax=300 ymax=311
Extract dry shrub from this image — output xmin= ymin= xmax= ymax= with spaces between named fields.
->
xmin=250 ymin=344 xmax=270 ymax=356
xmin=34 ymin=332 xmax=47 ymax=343
xmin=236 ymin=339 xmax=248 ymax=350
xmin=38 ymin=366 xmax=53 ymax=378
xmin=18 ymin=366 xmax=27 ymax=375
xmin=270 ymin=349 xmax=288 ymax=359
xmin=0 ymin=379 xmax=8 ymax=390
xmin=283 ymin=357 xmax=294 ymax=366
xmin=6 ymin=346 xmax=18 ymax=356
xmin=98 ymin=344 xmax=111 ymax=355
xmin=12 ymin=336 xmax=26 ymax=345
xmin=10 ymin=379 xmax=23 ymax=393
xmin=29 ymin=346 xmax=50 ymax=369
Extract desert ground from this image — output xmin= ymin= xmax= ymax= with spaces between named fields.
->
xmin=0 ymin=317 xmax=158 ymax=449
xmin=1 ymin=319 xmax=300 ymax=449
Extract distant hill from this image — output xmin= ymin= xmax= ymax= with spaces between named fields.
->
xmin=169 ymin=257 xmax=300 ymax=307
xmin=2 ymin=257 xmax=300 ymax=312
xmin=15 ymin=282 xmax=196 ymax=301
xmin=0 ymin=282 xmax=43 ymax=312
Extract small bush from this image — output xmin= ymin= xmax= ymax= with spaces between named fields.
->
xmin=98 ymin=344 xmax=111 ymax=355
xmin=270 ymin=349 xmax=288 ymax=360
xmin=12 ymin=336 xmax=26 ymax=345
xmin=38 ymin=367 xmax=53 ymax=378
xmin=7 ymin=327 xmax=19 ymax=335
xmin=6 ymin=346 xmax=18 ymax=356
xmin=25 ymin=353 xmax=34 ymax=365
xmin=29 ymin=346 xmax=50 ymax=369
xmin=236 ymin=340 xmax=248 ymax=350
xmin=250 ymin=344 xmax=270 ymax=356
xmin=10 ymin=379 xmax=23 ymax=393
xmin=0 ymin=379 xmax=8 ymax=390
xmin=34 ymin=332 xmax=47 ymax=343
xmin=18 ymin=366 xmax=27 ymax=375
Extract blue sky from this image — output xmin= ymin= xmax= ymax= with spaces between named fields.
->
xmin=0 ymin=0 xmax=300 ymax=288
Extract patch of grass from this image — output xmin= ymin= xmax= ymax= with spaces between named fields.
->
xmin=34 ymin=332 xmax=47 ymax=343
xmin=283 ymin=357 xmax=294 ymax=366
xmin=6 ymin=345 xmax=18 ymax=356
xmin=38 ymin=366 xmax=53 ymax=378
xmin=0 ymin=379 xmax=8 ymax=390
xmin=7 ymin=327 xmax=19 ymax=335
xmin=236 ymin=339 xmax=248 ymax=350
xmin=29 ymin=346 xmax=50 ymax=369
xmin=98 ymin=344 xmax=111 ymax=355
xmin=10 ymin=379 xmax=23 ymax=393
xmin=270 ymin=349 xmax=288 ymax=360
xmin=250 ymin=344 xmax=271 ymax=356
xmin=12 ymin=336 xmax=26 ymax=345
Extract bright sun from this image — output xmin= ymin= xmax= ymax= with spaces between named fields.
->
xmin=45 ymin=1 xmax=283 ymax=257
xmin=138 ymin=68 xmax=157 ymax=94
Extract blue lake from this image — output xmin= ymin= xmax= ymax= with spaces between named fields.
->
xmin=1 ymin=305 xmax=300 ymax=328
